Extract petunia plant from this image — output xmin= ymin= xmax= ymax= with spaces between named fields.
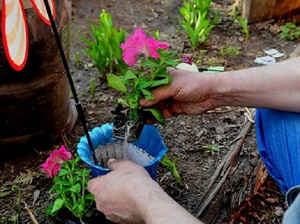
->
xmin=41 ymin=146 xmax=94 ymax=224
xmin=107 ymin=28 xmax=178 ymax=141
xmin=41 ymin=146 xmax=73 ymax=178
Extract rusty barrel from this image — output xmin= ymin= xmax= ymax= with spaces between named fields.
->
xmin=0 ymin=0 xmax=77 ymax=156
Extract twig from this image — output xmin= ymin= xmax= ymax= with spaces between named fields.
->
xmin=24 ymin=202 xmax=39 ymax=224
xmin=207 ymin=108 xmax=238 ymax=114
xmin=61 ymin=132 xmax=70 ymax=150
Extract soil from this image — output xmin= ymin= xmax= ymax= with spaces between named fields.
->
xmin=0 ymin=0 xmax=299 ymax=223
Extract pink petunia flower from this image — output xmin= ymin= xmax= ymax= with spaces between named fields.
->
xmin=120 ymin=28 xmax=169 ymax=66
xmin=41 ymin=146 xmax=73 ymax=178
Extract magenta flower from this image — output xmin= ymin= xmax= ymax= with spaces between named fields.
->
xmin=120 ymin=28 xmax=169 ymax=66
xmin=41 ymin=146 xmax=73 ymax=178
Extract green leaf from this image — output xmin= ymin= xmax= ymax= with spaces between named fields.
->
xmin=142 ymin=60 xmax=160 ymax=67
xmin=141 ymin=89 xmax=154 ymax=100
xmin=58 ymin=169 xmax=71 ymax=176
xmin=144 ymin=107 xmax=165 ymax=124
xmin=56 ymin=180 xmax=71 ymax=186
xmin=0 ymin=185 xmax=12 ymax=197
xmin=125 ymin=70 xmax=137 ymax=81
xmin=68 ymin=183 xmax=81 ymax=194
xmin=161 ymin=155 xmax=181 ymax=183
xmin=84 ymin=194 xmax=95 ymax=201
xmin=107 ymin=74 xmax=128 ymax=93
xmin=51 ymin=198 xmax=64 ymax=214
xmin=135 ymin=76 xmax=153 ymax=90
xmin=150 ymin=77 xmax=170 ymax=88
xmin=201 ymin=145 xmax=220 ymax=152
xmin=116 ymin=98 xmax=129 ymax=107
xmin=165 ymin=59 xmax=177 ymax=66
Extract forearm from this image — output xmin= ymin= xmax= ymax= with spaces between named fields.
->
xmin=136 ymin=183 xmax=202 ymax=224
xmin=213 ymin=57 xmax=300 ymax=112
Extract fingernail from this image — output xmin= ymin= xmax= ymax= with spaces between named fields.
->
xmin=140 ymin=99 xmax=148 ymax=106
xmin=107 ymin=158 xmax=116 ymax=164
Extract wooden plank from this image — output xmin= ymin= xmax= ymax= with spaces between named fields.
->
xmin=234 ymin=0 xmax=300 ymax=23
xmin=193 ymin=115 xmax=266 ymax=223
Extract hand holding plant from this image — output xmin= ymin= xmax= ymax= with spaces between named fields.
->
xmin=107 ymin=28 xmax=178 ymax=141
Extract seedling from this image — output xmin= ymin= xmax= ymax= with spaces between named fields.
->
xmin=161 ymin=154 xmax=182 ymax=183
xmin=237 ymin=17 xmax=249 ymax=41
xmin=74 ymin=52 xmax=83 ymax=68
xmin=201 ymin=145 xmax=220 ymax=152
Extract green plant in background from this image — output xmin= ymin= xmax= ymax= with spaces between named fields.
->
xmin=279 ymin=21 xmax=300 ymax=41
xmin=74 ymin=52 xmax=83 ymax=68
xmin=82 ymin=9 xmax=128 ymax=80
xmin=237 ymin=17 xmax=249 ymax=40
xmin=161 ymin=154 xmax=182 ymax=183
xmin=220 ymin=46 xmax=240 ymax=57
xmin=179 ymin=0 xmax=219 ymax=49
xmin=232 ymin=7 xmax=249 ymax=41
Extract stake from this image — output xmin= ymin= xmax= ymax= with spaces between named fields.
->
xmin=43 ymin=0 xmax=98 ymax=164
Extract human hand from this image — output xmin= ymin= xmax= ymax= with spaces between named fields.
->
xmin=140 ymin=67 xmax=219 ymax=119
xmin=87 ymin=159 xmax=163 ymax=223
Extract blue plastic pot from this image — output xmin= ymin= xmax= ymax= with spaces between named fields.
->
xmin=77 ymin=123 xmax=167 ymax=179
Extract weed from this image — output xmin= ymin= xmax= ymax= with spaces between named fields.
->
xmin=279 ymin=21 xmax=300 ymax=41
xmin=74 ymin=52 xmax=82 ymax=68
xmin=220 ymin=46 xmax=240 ymax=57
xmin=237 ymin=17 xmax=249 ymax=40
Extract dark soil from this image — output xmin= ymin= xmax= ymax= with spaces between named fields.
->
xmin=0 ymin=0 xmax=299 ymax=223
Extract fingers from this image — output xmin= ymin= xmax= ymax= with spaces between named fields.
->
xmin=107 ymin=159 xmax=144 ymax=172
xmin=105 ymin=214 xmax=121 ymax=223
xmin=140 ymin=67 xmax=182 ymax=109
xmin=140 ymin=86 xmax=173 ymax=107
xmin=166 ymin=67 xmax=177 ymax=74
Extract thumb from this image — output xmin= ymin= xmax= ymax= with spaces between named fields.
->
xmin=107 ymin=158 xmax=121 ymax=170
xmin=140 ymin=85 xmax=172 ymax=107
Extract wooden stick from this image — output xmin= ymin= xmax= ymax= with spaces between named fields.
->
xmin=24 ymin=202 xmax=39 ymax=224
